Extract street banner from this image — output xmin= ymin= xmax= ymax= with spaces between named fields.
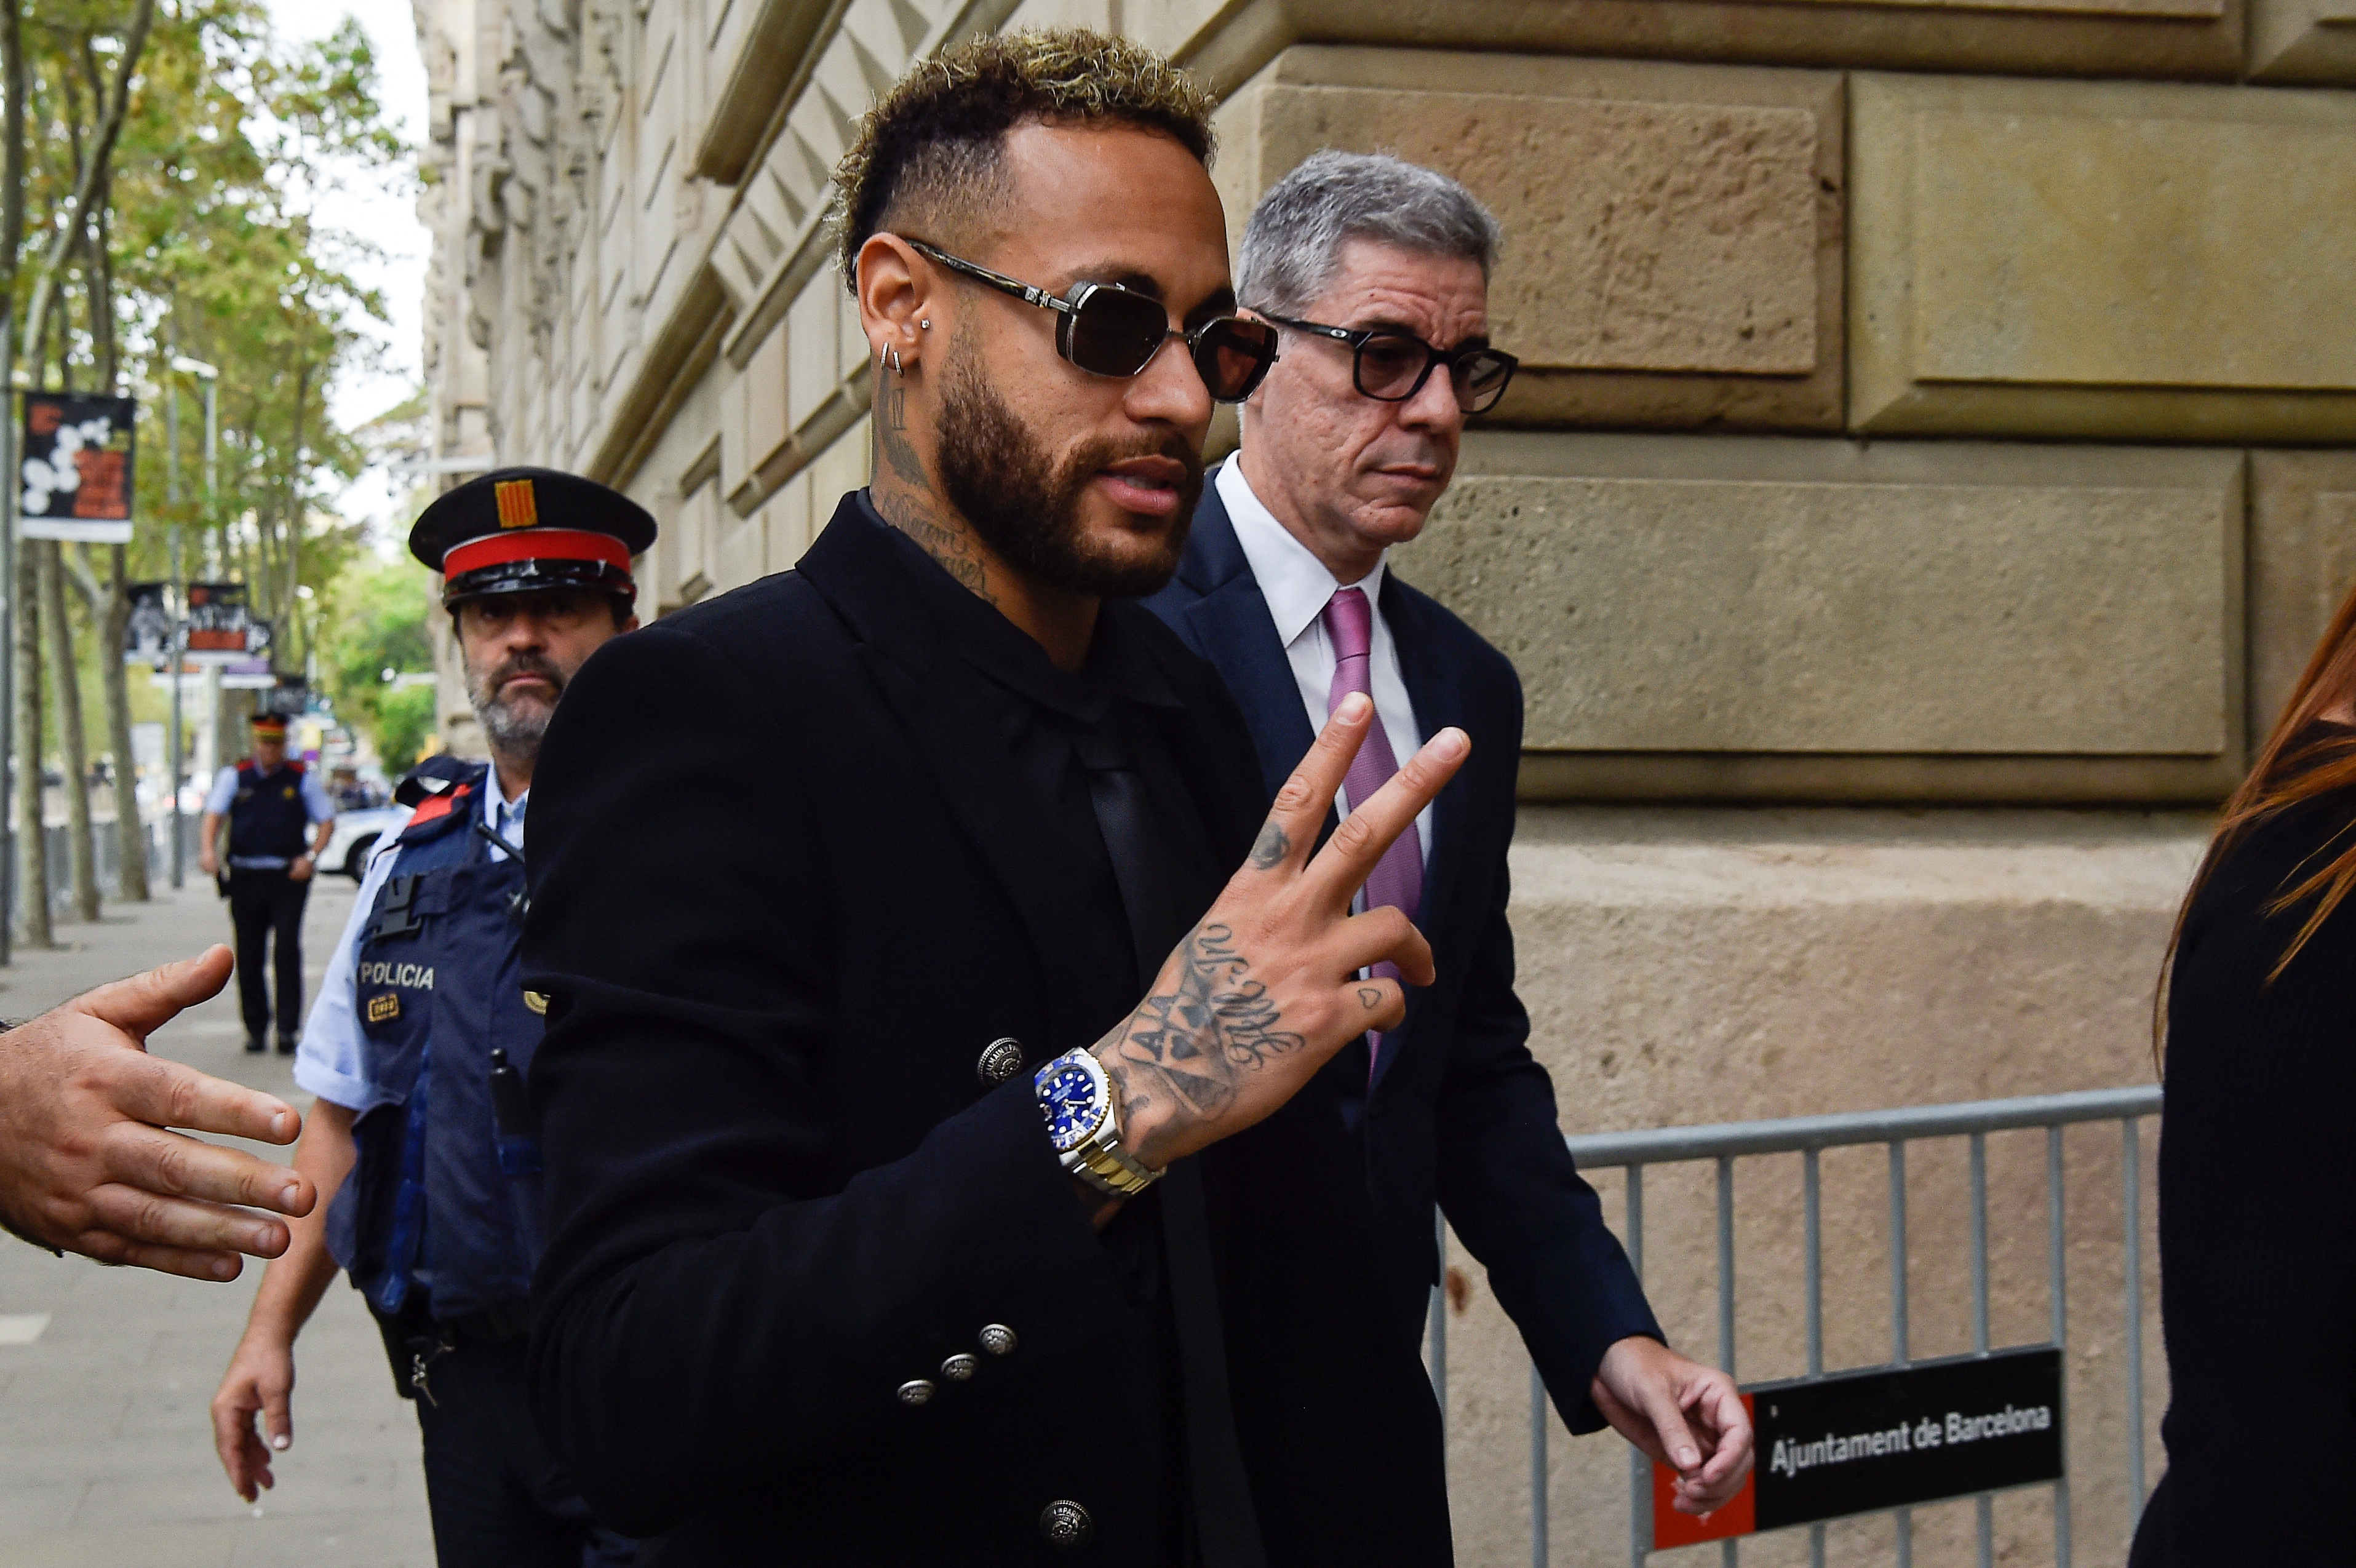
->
xmin=20 ymin=392 xmax=135 ymax=542
xmin=259 ymin=675 xmax=308 ymax=716
xmin=1654 ymin=1347 xmax=2064 ymax=1546
xmin=122 ymin=581 xmax=172 ymax=666
xmin=184 ymin=582 xmax=255 ymax=664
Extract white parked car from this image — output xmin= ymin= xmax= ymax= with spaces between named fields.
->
xmin=320 ymin=805 xmax=413 ymax=881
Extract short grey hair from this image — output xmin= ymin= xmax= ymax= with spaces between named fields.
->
xmin=1236 ymin=150 xmax=1502 ymax=317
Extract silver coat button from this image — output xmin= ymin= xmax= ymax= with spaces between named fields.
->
xmin=979 ymin=1323 xmax=1017 ymax=1356
xmin=941 ymin=1353 xmax=978 ymax=1382
xmin=1040 ymin=1500 xmax=1092 ymax=1549
xmin=896 ymin=1379 xmax=934 ymax=1406
xmin=976 ymin=1037 xmax=1025 ymax=1086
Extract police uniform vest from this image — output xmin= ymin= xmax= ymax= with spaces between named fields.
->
xmin=228 ymin=759 xmax=311 ymax=861
xmin=325 ymin=762 xmax=546 ymax=1334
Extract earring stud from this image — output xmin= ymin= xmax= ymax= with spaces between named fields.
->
xmin=919 ymin=319 xmax=931 ymax=330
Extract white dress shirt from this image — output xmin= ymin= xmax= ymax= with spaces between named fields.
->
xmin=1218 ymin=456 xmax=1432 ymax=863
xmin=294 ymin=776 xmax=526 ymax=1113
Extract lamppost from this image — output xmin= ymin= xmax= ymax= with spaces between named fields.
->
xmin=167 ymin=354 xmax=217 ymax=891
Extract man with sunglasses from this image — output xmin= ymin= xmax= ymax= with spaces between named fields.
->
xmin=517 ymin=30 xmax=1474 ymax=1567
xmin=1144 ymin=151 xmax=1753 ymax=1518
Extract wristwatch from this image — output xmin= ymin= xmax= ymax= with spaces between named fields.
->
xmin=1033 ymin=1049 xmax=1163 ymax=1197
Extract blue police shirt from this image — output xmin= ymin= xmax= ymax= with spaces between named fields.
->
xmin=205 ymin=762 xmax=336 ymax=869
xmin=294 ymin=780 xmax=527 ymax=1113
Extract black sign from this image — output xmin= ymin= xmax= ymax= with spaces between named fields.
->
xmin=1656 ymin=1347 xmax=2064 ymax=1545
xmin=122 ymin=581 xmax=172 ymax=666
xmin=1760 ymin=1348 xmax=2063 ymax=1528
xmin=20 ymin=392 xmax=135 ymax=541
xmin=259 ymin=675 xmax=308 ymax=717
xmin=185 ymin=582 xmax=253 ymax=661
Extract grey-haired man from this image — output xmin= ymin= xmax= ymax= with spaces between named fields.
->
xmin=1143 ymin=149 xmax=1753 ymax=1515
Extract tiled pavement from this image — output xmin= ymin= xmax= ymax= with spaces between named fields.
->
xmin=0 ymin=878 xmax=438 ymax=1566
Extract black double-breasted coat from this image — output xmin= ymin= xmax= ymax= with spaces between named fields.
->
xmin=519 ymin=495 xmax=1452 ymax=1565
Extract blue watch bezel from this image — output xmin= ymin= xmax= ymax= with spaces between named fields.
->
xmin=1034 ymin=1051 xmax=1110 ymax=1155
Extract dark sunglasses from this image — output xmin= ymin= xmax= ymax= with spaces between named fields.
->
xmin=1256 ymin=312 xmax=1519 ymax=415
xmin=904 ymin=238 xmax=1280 ymax=404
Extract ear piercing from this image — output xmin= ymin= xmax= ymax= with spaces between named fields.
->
xmin=888 ymin=345 xmax=903 ymax=375
xmin=919 ymin=319 xmax=931 ymax=330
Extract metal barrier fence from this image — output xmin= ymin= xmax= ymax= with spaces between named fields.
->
xmin=1427 ymin=1084 xmax=2165 ymax=1566
xmin=1 ymin=813 xmax=204 ymax=913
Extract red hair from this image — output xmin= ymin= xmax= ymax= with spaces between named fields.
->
xmin=2157 ymin=575 xmax=2356 ymax=1054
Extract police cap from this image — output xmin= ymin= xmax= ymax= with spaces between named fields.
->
xmin=408 ymin=467 xmax=658 ymax=607
xmin=249 ymin=713 xmax=289 ymax=738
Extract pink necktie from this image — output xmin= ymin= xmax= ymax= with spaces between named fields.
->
xmin=1322 ymin=586 xmax=1422 ymax=1078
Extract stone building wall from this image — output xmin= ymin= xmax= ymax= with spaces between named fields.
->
xmin=409 ymin=0 xmax=2356 ymax=1559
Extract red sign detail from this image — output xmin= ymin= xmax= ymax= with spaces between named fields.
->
xmin=1652 ymin=1394 xmax=1758 ymax=1548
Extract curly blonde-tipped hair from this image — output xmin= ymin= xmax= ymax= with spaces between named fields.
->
xmin=830 ymin=29 xmax=1217 ymax=293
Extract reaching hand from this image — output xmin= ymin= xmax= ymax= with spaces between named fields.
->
xmin=1590 ymin=1336 xmax=1755 ymax=1515
xmin=1096 ymin=691 xmax=1468 ymax=1170
xmin=0 ymin=945 xmax=316 ymax=1279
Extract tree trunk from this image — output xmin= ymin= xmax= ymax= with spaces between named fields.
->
xmin=77 ymin=544 xmax=146 ymax=899
xmin=0 ymin=0 xmax=23 ymax=960
xmin=41 ymin=544 xmax=96 ymax=920
xmin=285 ymin=361 xmax=308 ymax=667
xmin=78 ymin=167 xmax=140 ymax=899
xmin=15 ymin=541 xmax=48 ymax=949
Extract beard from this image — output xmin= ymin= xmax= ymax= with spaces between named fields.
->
xmin=466 ymin=650 xmax=567 ymax=758
xmin=933 ymin=354 xmax=1202 ymax=599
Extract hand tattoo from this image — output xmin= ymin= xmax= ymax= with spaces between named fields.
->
xmin=1248 ymin=821 xmax=1289 ymax=870
xmin=1358 ymin=986 xmax=1385 ymax=1011
xmin=1101 ymin=923 xmax=1305 ymax=1145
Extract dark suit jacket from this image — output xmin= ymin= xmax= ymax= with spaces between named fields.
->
xmin=520 ymin=495 xmax=1451 ymax=1566
xmin=1142 ymin=477 xmax=1660 ymax=1433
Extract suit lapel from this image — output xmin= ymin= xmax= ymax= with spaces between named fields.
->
xmin=800 ymin=503 xmax=1107 ymax=1050
xmin=1176 ymin=494 xmax=1320 ymax=800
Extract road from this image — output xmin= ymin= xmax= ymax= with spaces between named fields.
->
xmin=0 ymin=875 xmax=438 ymax=1567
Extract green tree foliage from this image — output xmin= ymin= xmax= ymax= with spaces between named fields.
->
xmin=368 ymin=680 xmax=432 ymax=773
xmin=316 ymin=550 xmax=432 ymax=769
xmin=113 ymin=2 xmax=412 ymax=625
xmin=2 ymin=0 xmax=413 ymax=933
xmin=14 ymin=0 xmax=411 ymax=610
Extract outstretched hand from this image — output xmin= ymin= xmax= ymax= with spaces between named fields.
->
xmin=0 ymin=945 xmax=316 ymax=1279
xmin=1095 ymin=691 xmax=1468 ymax=1171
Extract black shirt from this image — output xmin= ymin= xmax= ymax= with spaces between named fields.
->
xmin=2139 ymin=736 xmax=2356 ymax=1563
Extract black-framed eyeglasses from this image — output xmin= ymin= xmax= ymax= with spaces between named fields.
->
xmin=904 ymin=238 xmax=1280 ymax=404
xmin=1256 ymin=312 xmax=1518 ymax=415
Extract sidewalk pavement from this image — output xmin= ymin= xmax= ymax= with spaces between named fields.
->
xmin=0 ymin=877 xmax=438 ymax=1567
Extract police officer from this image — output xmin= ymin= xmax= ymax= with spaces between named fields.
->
xmin=198 ymin=711 xmax=336 ymax=1054
xmin=210 ymin=468 xmax=654 ymax=1567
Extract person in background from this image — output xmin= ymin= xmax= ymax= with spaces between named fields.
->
xmin=0 ymin=945 xmax=316 ymax=1278
xmin=198 ymin=711 xmax=334 ymax=1054
xmin=330 ymin=765 xmax=373 ymax=813
xmin=1142 ymin=149 xmax=1749 ymax=1511
xmin=210 ymin=468 xmax=650 ymax=1567
xmin=2131 ymin=577 xmax=2356 ymax=1564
